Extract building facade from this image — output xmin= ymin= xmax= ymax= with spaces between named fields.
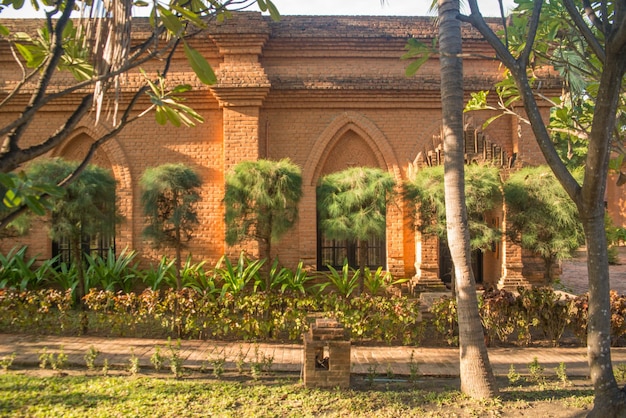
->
xmin=0 ymin=13 xmax=588 ymax=289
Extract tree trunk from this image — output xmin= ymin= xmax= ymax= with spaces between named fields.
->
xmin=175 ymin=227 xmax=182 ymax=290
xmin=581 ymin=51 xmax=626 ymax=417
xmin=71 ymin=235 xmax=88 ymax=334
xmin=358 ymin=239 xmax=368 ymax=295
xmin=438 ymin=0 xmax=497 ymax=399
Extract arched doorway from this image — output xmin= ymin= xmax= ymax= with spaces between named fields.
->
xmin=315 ymin=129 xmax=387 ymax=270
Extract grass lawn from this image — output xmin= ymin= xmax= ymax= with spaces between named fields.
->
xmin=0 ymin=370 xmax=594 ymax=417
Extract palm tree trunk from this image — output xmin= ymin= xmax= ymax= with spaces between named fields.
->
xmin=439 ymin=0 xmax=497 ymax=399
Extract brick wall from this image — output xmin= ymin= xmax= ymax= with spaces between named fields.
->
xmin=0 ymin=13 xmax=562 ymax=283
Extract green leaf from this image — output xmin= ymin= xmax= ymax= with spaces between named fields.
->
xmin=266 ymin=0 xmax=281 ymax=21
xmin=184 ymin=42 xmax=216 ymax=85
xmin=405 ymin=54 xmax=429 ymax=77
xmin=3 ymin=189 xmax=21 ymax=208
xmin=155 ymin=107 xmax=168 ymax=125
xmin=158 ymin=5 xmax=183 ymax=36
xmin=481 ymin=114 xmax=504 ymax=130
xmin=0 ymin=24 xmax=9 ymax=37
xmin=171 ymin=84 xmax=193 ymax=94
xmin=170 ymin=4 xmax=206 ymax=28
xmin=25 ymin=195 xmax=46 ymax=216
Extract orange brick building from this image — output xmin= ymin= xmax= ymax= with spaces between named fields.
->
xmin=1 ymin=13 xmax=598 ymax=289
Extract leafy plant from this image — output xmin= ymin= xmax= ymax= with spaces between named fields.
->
xmin=85 ymin=247 xmax=139 ymax=293
xmin=363 ymin=266 xmax=407 ymax=296
xmin=48 ymin=262 xmax=80 ymax=297
xmin=141 ymin=256 xmax=177 ymax=291
xmin=102 ymin=359 xmax=109 ymax=376
xmin=324 ymin=261 xmax=360 ymax=298
xmin=128 ymin=349 xmax=140 ymax=375
xmin=507 ymin=364 xmax=521 ymax=385
xmin=0 ymin=353 xmax=16 ymax=371
xmin=38 ymin=348 xmax=49 ymax=369
xmin=84 ymin=346 xmax=100 ymax=371
xmin=215 ymin=252 xmax=264 ymax=297
xmin=279 ymin=261 xmax=313 ymax=295
xmin=527 ymin=357 xmax=545 ymax=384
xmin=614 ymin=363 xmax=626 ymax=383
xmin=479 ymin=288 xmax=518 ymax=345
xmin=555 ymin=362 xmax=570 ymax=386
xmin=409 ymin=350 xmax=420 ymax=383
xmin=167 ymin=338 xmax=184 ymax=379
xmin=429 ymin=296 xmax=458 ymax=346
xmin=224 ymin=158 xmax=303 ymax=283
xmin=150 ymin=346 xmax=165 ymax=372
xmin=0 ymin=246 xmax=48 ymax=291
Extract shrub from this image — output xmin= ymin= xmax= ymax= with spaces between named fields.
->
xmin=429 ymin=296 xmax=458 ymax=346
xmin=479 ymin=288 xmax=517 ymax=345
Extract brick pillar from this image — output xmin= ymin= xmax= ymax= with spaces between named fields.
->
xmin=209 ymin=14 xmax=271 ymax=258
xmin=412 ymin=208 xmax=446 ymax=291
xmin=498 ymin=209 xmax=531 ymax=290
xmin=303 ymin=318 xmax=351 ymax=389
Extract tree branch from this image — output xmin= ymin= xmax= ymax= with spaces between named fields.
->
xmin=564 ymin=0 xmax=606 ymax=63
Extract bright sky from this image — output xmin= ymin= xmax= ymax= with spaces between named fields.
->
xmin=0 ymin=0 xmax=517 ymax=18
xmin=250 ymin=0 xmax=517 ymax=17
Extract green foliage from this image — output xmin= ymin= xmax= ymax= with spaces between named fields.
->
xmin=47 ymin=262 xmax=79 ymax=296
xmin=605 ymin=215 xmax=625 ymax=265
xmin=615 ymin=363 xmax=626 ymax=383
xmin=516 ymin=287 xmax=571 ymax=347
xmin=13 ymin=20 xmax=94 ymax=81
xmin=479 ymin=288 xmax=517 ymax=345
xmin=318 ymin=167 xmax=395 ymax=243
xmin=555 ymin=362 xmax=570 ymax=386
xmin=0 ymin=246 xmax=56 ymax=291
xmin=527 ymin=357 xmax=545 ymax=384
xmin=140 ymin=163 xmax=201 ymax=252
xmin=277 ymin=260 xmax=313 ymax=295
xmin=363 ymin=266 xmax=407 ymax=296
xmin=26 ymin=158 xmax=118 ymax=245
xmin=323 ymin=261 xmax=360 ymax=298
xmin=128 ymin=349 xmax=140 ymax=375
xmin=85 ymin=247 xmax=139 ymax=293
xmin=507 ymin=364 xmax=521 ymax=385
xmin=84 ymin=345 xmax=100 ymax=371
xmin=405 ymin=163 xmax=502 ymax=251
xmin=141 ymin=257 xmax=177 ymax=291
xmin=0 ymin=373 xmax=597 ymax=417
xmin=0 ymin=353 xmax=16 ymax=371
xmin=142 ymin=71 xmax=205 ymax=127
xmin=167 ymin=338 xmax=184 ymax=379
xmin=0 ymin=171 xmax=62 ymax=218
xmin=402 ymin=37 xmax=437 ymax=76
xmin=39 ymin=346 xmax=67 ymax=371
xmin=224 ymin=158 xmax=302 ymax=254
xmin=429 ymin=296 xmax=458 ymax=346
xmin=215 ymin=252 xmax=265 ymax=297
xmin=504 ymin=166 xmax=585 ymax=282
xmin=150 ymin=346 xmax=165 ymax=372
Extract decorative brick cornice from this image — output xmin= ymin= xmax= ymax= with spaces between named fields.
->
xmin=208 ymin=13 xmax=270 ymax=108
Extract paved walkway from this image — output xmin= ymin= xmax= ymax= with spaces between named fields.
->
xmin=560 ymin=247 xmax=626 ymax=295
xmin=3 ymin=333 xmax=626 ymax=378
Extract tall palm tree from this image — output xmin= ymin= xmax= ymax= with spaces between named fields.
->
xmin=438 ymin=0 xmax=497 ymax=399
